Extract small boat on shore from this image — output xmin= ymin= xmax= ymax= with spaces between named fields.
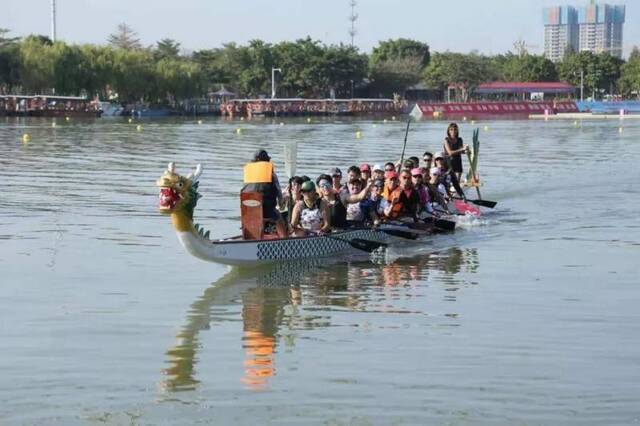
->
xmin=157 ymin=163 xmax=438 ymax=266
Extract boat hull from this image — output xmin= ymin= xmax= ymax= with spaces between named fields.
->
xmin=177 ymin=228 xmax=394 ymax=266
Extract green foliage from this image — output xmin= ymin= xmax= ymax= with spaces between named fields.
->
xmin=422 ymin=52 xmax=497 ymax=100
xmin=557 ymin=51 xmax=623 ymax=98
xmin=155 ymin=38 xmax=181 ymax=60
xmin=371 ymin=38 xmax=430 ymax=68
xmin=501 ymin=54 xmax=558 ymax=82
xmin=618 ymin=50 xmax=640 ymax=98
xmin=107 ymin=23 xmax=141 ymax=50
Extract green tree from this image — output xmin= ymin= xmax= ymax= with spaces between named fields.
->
xmin=422 ymin=52 xmax=496 ymax=101
xmin=0 ymin=29 xmax=21 ymax=90
xmin=558 ymin=51 xmax=623 ymax=99
xmin=501 ymin=54 xmax=558 ymax=82
xmin=108 ymin=23 xmax=141 ymax=50
xmin=618 ymin=47 xmax=640 ymax=98
xmin=155 ymin=38 xmax=181 ymax=60
xmin=370 ymin=38 xmax=430 ymax=68
xmin=322 ymin=44 xmax=367 ymax=97
xmin=18 ymin=35 xmax=57 ymax=92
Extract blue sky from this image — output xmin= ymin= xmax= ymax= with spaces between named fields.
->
xmin=2 ymin=0 xmax=638 ymax=57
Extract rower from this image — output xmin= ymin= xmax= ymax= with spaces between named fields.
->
xmin=290 ymin=181 xmax=331 ymax=236
xmin=241 ymin=149 xmax=287 ymax=239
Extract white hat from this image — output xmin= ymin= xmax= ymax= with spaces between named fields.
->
xmin=373 ymin=164 xmax=383 ymax=172
xmin=429 ymin=167 xmax=442 ymax=177
xmin=434 ymin=152 xmax=445 ymax=160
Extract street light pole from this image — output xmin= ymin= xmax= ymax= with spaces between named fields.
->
xmin=271 ymin=68 xmax=281 ymax=99
xmin=580 ymin=69 xmax=584 ymax=102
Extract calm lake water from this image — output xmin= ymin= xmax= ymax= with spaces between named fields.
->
xmin=1 ymin=115 xmax=639 ymax=425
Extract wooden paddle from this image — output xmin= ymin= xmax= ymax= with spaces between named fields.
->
xmin=468 ymin=199 xmax=497 ymax=208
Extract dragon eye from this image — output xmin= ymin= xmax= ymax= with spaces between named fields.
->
xmin=177 ymin=181 xmax=184 ymax=188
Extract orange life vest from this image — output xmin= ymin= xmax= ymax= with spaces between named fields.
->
xmin=386 ymin=187 xmax=404 ymax=219
xmin=243 ymin=161 xmax=273 ymax=184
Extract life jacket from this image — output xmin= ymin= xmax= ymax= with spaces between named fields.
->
xmin=244 ymin=161 xmax=273 ymax=184
xmin=386 ymin=188 xmax=405 ymax=219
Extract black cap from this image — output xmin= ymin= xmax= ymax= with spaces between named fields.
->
xmin=254 ymin=149 xmax=270 ymax=162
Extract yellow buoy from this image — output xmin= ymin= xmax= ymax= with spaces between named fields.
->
xmin=484 ymin=125 xmax=489 ymax=131
xmin=391 ymin=116 xmax=396 ymax=121
xmin=51 ymin=122 xmax=56 ymax=128
xmin=307 ymin=118 xmax=312 ymax=123
xmin=197 ymin=120 xmax=203 ymax=125
xmin=136 ymin=125 xmax=143 ymax=132
xmin=356 ymin=131 xmax=362 ymax=139
xmin=22 ymin=133 xmax=31 ymax=143
xmin=471 ymin=120 xmax=476 ymax=125
xmin=240 ymin=117 xmax=244 ymax=121
xmin=128 ymin=118 xmax=133 ymax=123
xmin=65 ymin=116 xmax=70 ymax=122
xmin=236 ymin=128 xmax=242 ymax=134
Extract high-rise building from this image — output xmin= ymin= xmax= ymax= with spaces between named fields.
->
xmin=543 ymin=2 xmax=625 ymax=62
xmin=577 ymin=3 xmax=625 ymax=58
xmin=543 ymin=6 xmax=579 ymax=62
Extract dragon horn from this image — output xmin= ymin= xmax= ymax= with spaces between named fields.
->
xmin=168 ymin=162 xmax=176 ymax=173
xmin=187 ymin=164 xmax=202 ymax=182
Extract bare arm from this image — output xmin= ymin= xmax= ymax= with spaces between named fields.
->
xmin=340 ymin=182 xmax=371 ymax=204
xmin=444 ymin=138 xmax=468 ymax=156
xmin=320 ymin=200 xmax=331 ymax=232
xmin=290 ymin=201 xmax=303 ymax=230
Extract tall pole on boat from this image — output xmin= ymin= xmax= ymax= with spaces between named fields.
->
xmin=271 ymin=68 xmax=281 ymax=99
xmin=50 ymin=0 xmax=57 ymax=42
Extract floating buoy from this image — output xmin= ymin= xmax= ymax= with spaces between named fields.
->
xmin=307 ymin=118 xmax=312 ymax=123
xmin=197 ymin=120 xmax=203 ymax=125
xmin=356 ymin=131 xmax=362 ymax=139
xmin=383 ymin=119 xmax=388 ymax=123
xmin=573 ymin=120 xmax=578 ymax=127
xmin=51 ymin=122 xmax=56 ymax=128
xmin=619 ymin=127 xmax=623 ymax=133
xmin=240 ymin=117 xmax=244 ymax=121
xmin=136 ymin=125 xmax=143 ymax=132
xmin=471 ymin=120 xmax=476 ymax=125
xmin=128 ymin=118 xmax=133 ymax=123
xmin=236 ymin=128 xmax=242 ymax=134
xmin=22 ymin=133 xmax=31 ymax=143
xmin=391 ymin=116 xmax=396 ymax=121
xmin=279 ymin=122 xmax=284 ymax=126
xmin=463 ymin=116 xmax=467 ymax=121
xmin=65 ymin=116 xmax=70 ymax=122
xmin=484 ymin=125 xmax=489 ymax=131
xmin=372 ymin=124 xmax=377 ymax=128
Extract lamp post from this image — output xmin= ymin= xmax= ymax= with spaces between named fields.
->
xmin=271 ymin=68 xmax=281 ymax=99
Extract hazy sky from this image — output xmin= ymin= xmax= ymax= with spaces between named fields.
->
xmin=2 ymin=0 xmax=638 ymax=57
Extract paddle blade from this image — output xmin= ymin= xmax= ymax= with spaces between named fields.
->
xmin=469 ymin=199 xmax=497 ymax=208
xmin=284 ymin=140 xmax=298 ymax=178
xmin=433 ymin=218 xmax=456 ymax=231
xmin=349 ymin=238 xmax=387 ymax=253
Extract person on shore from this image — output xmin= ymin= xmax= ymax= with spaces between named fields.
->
xmin=443 ymin=123 xmax=469 ymax=182
xmin=290 ymin=181 xmax=331 ymax=236
xmin=241 ymin=149 xmax=287 ymax=238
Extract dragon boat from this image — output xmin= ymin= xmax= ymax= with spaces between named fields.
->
xmin=156 ymin=163 xmax=431 ymax=266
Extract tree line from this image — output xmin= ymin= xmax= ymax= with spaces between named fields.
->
xmin=1 ymin=25 xmax=639 ymax=104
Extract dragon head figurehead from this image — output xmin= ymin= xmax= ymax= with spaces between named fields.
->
xmin=156 ymin=163 xmax=202 ymax=231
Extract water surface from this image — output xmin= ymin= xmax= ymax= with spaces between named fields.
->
xmin=1 ymin=116 xmax=639 ymax=424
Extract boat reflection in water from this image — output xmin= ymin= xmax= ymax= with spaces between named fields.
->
xmin=161 ymin=247 xmax=479 ymax=392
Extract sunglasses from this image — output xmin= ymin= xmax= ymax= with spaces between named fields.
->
xmin=423 ymin=157 xmax=432 ymax=161
xmin=412 ymin=174 xmax=422 ymax=178
xmin=401 ymin=176 xmax=410 ymax=180
xmin=332 ymin=174 xmax=341 ymax=178
xmin=384 ymin=168 xmax=394 ymax=172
